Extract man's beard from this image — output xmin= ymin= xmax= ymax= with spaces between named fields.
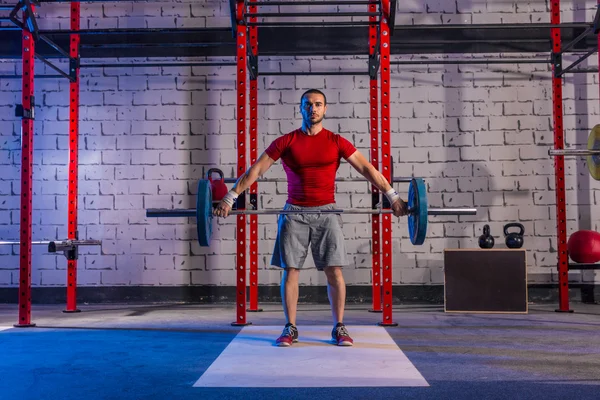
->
xmin=306 ymin=114 xmax=324 ymax=125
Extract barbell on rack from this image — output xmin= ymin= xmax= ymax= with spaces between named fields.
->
xmin=548 ymin=124 xmax=600 ymax=180
xmin=0 ymin=240 xmax=102 ymax=260
xmin=146 ymin=178 xmax=477 ymax=246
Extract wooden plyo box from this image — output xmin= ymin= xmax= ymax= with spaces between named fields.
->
xmin=444 ymin=249 xmax=528 ymax=313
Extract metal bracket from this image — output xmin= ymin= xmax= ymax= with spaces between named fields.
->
xmin=236 ymin=191 xmax=246 ymax=210
xmin=369 ymin=31 xmax=380 ymax=80
xmin=389 ymin=0 xmax=397 ymax=36
xmin=551 ymin=52 xmax=562 ymax=78
xmin=249 ymin=193 xmax=257 ymax=211
xmin=48 ymin=241 xmax=79 ymax=261
xmin=248 ymin=48 xmax=258 ymax=80
xmin=69 ymin=56 xmax=80 ymax=81
xmin=371 ymin=192 xmax=380 ymax=210
xmin=15 ymin=95 xmax=35 ymax=119
xmin=46 ymin=239 xmax=102 ymax=261
xmin=9 ymin=0 xmax=40 ymax=41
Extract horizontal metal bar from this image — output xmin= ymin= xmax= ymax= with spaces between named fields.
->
xmin=548 ymin=149 xmax=600 ymax=156
xmin=38 ymin=0 xmax=158 ymax=2
xmin=0 ymin=240 xmax=102 ymax=246
xmin=246 ymin=21 xmax=373 ymax=26
xmin=400 ymin=39 xmax=549 ymax=45
xmin=260 ymin=71 xmax=368 ymax=76
xmin=395 ymin=23 xmax=591 ymax=30
xmin=567 ymin=68 xmax=599 ymax=73
xmin=391 ymin=59 xmax=550 ymax=65
xmin=0 ymin=74 xmax=65 ymax=79
xmin=146 ymin=207 xmax=477 ymax=218
xmin=247 ymin=1 xmax=379 ymax=5
xmin=223 ymin=177 xmax=414 ymax=183
xmin=81 ymin=62 xmax=236 ymax=68
xmin=40 ymin=28 xmax=227 ymax=35
xmin=245 ymin=12 xmax=379 ymax=17
xmin=568 ymin=263 xmax=600 ymax=270
xmin=80 ymin=43 xmax=228 ymax=49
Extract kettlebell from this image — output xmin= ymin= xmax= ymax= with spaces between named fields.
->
xmin=207 ymin=168 xmax=228 ymax=202
xmin=478 ymin=224 xmax=495 ymax=249
xmin=504 ymin=222 xmax=525 ymax=249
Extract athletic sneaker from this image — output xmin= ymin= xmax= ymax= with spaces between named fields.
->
xmin=275 ymin=323 xmax=299 ymax=347
xmin=332 ymin=322 xmax=354 ymax=346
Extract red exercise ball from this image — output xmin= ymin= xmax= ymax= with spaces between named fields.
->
xmin=568 ymin=230 xmax=600 ymax=263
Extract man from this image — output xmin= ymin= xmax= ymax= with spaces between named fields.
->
xmin=214 ymin=89 xmax=407 ymax=347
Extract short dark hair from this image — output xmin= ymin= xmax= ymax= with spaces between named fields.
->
xmin=300 ymin=89 xmax=327 ymax=105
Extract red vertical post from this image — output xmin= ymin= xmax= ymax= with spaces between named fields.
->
xmin=65 ymin=1 xmax=81 ymax=313
xmin=550 ymin=0 xmax=570 ymax=312
xmin=15 ymin=8 xmax=36 ymax=327
xmin=248 ymin=6 xmax=260 ymax=312
xmin=233 ymin=0 xmax=249 ymax=325
xmin=378 ymin=0 xmax=396 ymax=326
xmin=368 ymin=1 xmax=381 ymax=313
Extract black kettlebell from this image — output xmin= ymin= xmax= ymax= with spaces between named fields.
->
xmin=504 ymin=222 xmax=525 ymax=249
xmin=478 ymin=224 xmax=495 ymax=249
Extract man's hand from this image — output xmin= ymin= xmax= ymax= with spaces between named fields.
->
xmin=213 ymin=200 xmax=232 ymax=218
xmin=392 ymin=198 xmax=409 ymax=217
xmin=214 ymin=190 xmax=238 ymax=218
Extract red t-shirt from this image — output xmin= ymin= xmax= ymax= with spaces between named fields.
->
xmin=265 ymin=128 xmax=357 ymax=206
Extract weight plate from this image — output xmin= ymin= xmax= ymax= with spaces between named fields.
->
xmin=197 ymin=179 xmax=213 ymax=246
xmin=408 ymin=178 xmax=428 ymax=245
xmin=587 ymin=124 xmax=600 ymax=180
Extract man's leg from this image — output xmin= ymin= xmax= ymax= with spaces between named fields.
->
xmin=324 ymin=266 xmax=353 ymax=346
xmin=324 ymin=266 xmax=345 ymax=325
xmin=281 ymin=267 xmax=300 ymax=325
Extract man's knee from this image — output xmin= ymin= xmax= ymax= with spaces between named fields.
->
xmin=283 ymin=267 xmax=300 ymax=282
xmin=324 ymin=266 xmax=343 ymax=284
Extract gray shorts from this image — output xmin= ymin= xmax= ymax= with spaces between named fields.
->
xmin=271 ymin=203 xmax=350 ymax=271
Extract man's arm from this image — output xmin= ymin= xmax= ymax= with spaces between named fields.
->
xmin=214 ymin=151 xmax=275 ymax=217
xmin=346 ymin=150 xmax=408 ymax=217
xmin=346 ymin=150 xmax=393 ymax=192
xmin=231 ymin=151 xmax=276 ymax=195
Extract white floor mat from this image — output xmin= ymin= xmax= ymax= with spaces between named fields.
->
xmin=194 ymin=325 xmax=429 ymax=388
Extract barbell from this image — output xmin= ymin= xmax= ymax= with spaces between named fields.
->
xmin=146 ymin=178 xmax=477 ymax=246
xmin=0 ymin=240 xmax=102 ymax=260
xmin=548 ymin=124 xmax=600 ymax=180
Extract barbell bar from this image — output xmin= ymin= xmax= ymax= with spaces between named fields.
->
xmin=223 ymin=177 xmax=414 ymax=183
xmin=0 ymin=240 xmax=102 ymax=246
xmin=547 ymin=124 xmax=600 ymax=180
xmin=0 ymin=240 xmax=102 ymax=260
xmin=548 ymin=149 xmax=600 ymax=156
xmin=146 ymin=178 xmax=477 ymax=246
xmin=146 ymin=208 xmax=475 ymax=217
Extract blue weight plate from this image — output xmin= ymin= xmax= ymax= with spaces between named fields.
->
xmin=587 ymin=124 xmax=600 ymax=180
xmin=197 ymin=179 xmax=213 ymax=246
xmin=408 ymin=178 xmax=428 ymax=245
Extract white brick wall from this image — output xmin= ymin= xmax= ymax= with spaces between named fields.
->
xmin=1 ymin=0 xmax=600 ymax=290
